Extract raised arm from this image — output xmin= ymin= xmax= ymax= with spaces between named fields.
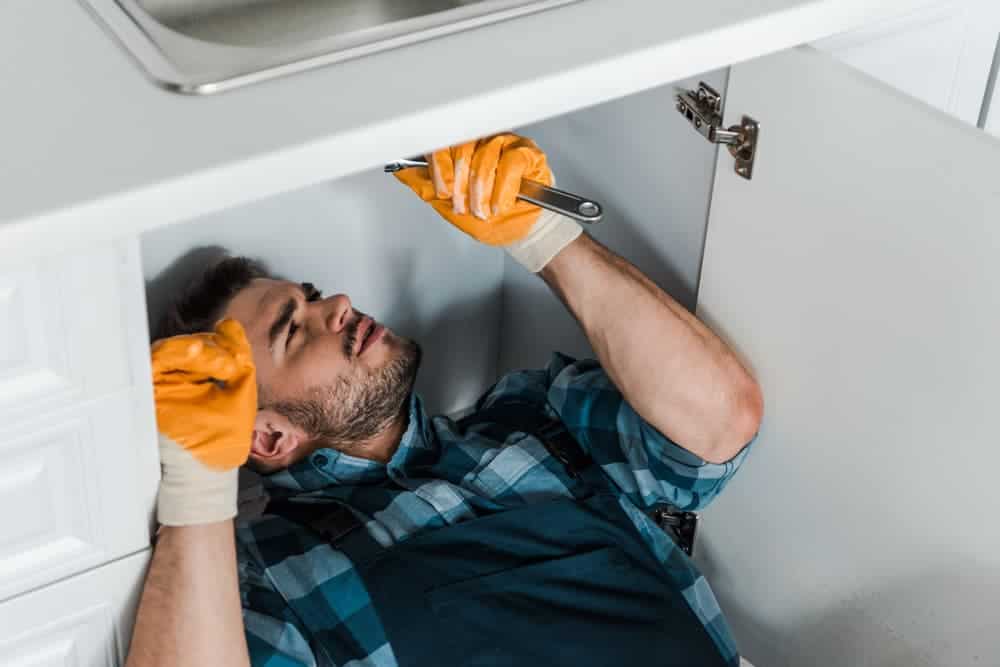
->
xmin=540 ymin=233 xmax=762 ymax=463
xmin=394 ymin=133 xmax=761 ymax=463
xmin=126 ymin=320 xmax=256 ymax=666
xmin=127 ymin=522 xmax=249 ymax=667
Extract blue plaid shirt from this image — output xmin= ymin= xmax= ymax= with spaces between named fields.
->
xmin=237 ymin=353 xmax=752 ymax=666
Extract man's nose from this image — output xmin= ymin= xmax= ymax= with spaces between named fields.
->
xmin=323 ymin=294 xmax=353 ymax=333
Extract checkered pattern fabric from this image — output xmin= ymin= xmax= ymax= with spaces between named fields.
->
xmin=238 ymin=353 xmax=753 ymax=666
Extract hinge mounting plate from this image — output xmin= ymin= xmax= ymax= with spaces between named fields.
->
xmin=676 ymin=82 xmax=760 ymax=180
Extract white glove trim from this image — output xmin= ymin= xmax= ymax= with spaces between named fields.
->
xmin=157 ymin=434 xmax=239 ymax=526
xmin=504 ymin=210 xmax=583 ymax=273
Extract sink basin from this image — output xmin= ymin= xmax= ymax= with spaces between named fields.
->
xmin=83 ymin=0 xmax=580 ymax=93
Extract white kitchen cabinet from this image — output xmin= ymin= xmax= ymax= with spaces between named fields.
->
xmin=2 ymin=1 xmax=999 ymax=666
xmin=986 ymin=57 xmax=1000 ymax=136
xmin=500 ymin=47 xmax=1000 ymax=666
xmin=814 ymin=0 xmax=1000 ymax=127
xmin=692 ymin=47 xmax=1000 ymax=666
xmin=0 ymin=245 xmax=131 ymax=421
xmin=0 ymin=240 xmax=159 ymax=603
xmin=0 ymin=549 xmax=149 ymax=667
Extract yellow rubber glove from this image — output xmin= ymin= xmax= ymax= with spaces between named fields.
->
xmin=394 ymin=134 xmax=555 ymax=246
xmin=151 ymin=318 xmax=257 ymax=526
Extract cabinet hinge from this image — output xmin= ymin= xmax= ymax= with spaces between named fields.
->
xmin=676 ymin=82 xmax=760 ymax=180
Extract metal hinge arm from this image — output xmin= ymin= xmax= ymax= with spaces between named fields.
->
xmin=676 ymin=82 xmax=760 ymax=180
xmin=709 ymin=127 xmax=742 ymax=146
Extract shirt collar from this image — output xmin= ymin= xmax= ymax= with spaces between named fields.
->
xmin=261 ymin=392 xmax=430 ymax=493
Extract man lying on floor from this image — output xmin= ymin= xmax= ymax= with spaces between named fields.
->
xmin=125 ymin=133 xmax=763 ymax=667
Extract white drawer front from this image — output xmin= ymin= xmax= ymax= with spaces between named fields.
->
xmin=0 ymin=244 xmax=134 ymax=424
xmin=1 ymin=604 xmax=117 ymax=666
xmin=0 ymin=549 xmax=150 ymax=667
xmin=0 ymin=418 xmax=104 ymax=596
xmin=0 ymin=390 xmax=158 ymax=603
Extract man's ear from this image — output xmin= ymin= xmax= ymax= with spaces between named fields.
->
xmin=251 ymin=409 xmax=309 ymax=470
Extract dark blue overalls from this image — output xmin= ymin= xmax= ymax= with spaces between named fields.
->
xmin=268 ymin=402 xmax=729 ymax=666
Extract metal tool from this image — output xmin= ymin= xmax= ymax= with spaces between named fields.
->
xmin=385 ymin=158 xmax=603 ymax=223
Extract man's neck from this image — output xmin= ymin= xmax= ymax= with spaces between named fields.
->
xmin=347 ymin=411 xmax=409 ymax=464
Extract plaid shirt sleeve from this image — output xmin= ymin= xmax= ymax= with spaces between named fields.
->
xmin=236 ymin=515 xmax=397 ymax=667
xmin=237 ymin=524 xmax=318 ymax=667
xmin=543 ymin=353 xmax=754 ymax=511
xmin=243 ymin=588 xmax=316 ymax=667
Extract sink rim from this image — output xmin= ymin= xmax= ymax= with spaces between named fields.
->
xmin=134 ymin=0 xmax=507 ymax=49
xmin=83 ymin=0 xmax=582 ymax=94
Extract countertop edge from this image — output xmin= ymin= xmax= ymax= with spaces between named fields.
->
xmin=0 ymin=0 xmax=933 ymax=263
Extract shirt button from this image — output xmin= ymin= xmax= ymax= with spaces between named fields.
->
xmin=313 ymin=454 xmax=329 ymax=467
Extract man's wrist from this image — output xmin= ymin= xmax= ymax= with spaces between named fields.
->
xmin=157 ymin=434 xmax=240 ymax=527
xmin=504 ymin=210 xmax=583 ymax=273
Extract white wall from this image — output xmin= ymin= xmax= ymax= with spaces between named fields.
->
xmin=499 ymin=71 xmax=726 ymax=372
xmin=141 ymin=168 xmax=504 ymax=416
xmin=812 ymin=0 xmax=1000 ymax=129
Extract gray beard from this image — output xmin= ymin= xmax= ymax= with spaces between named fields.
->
xmin=265 ymin=333 xmax=422 ymax=455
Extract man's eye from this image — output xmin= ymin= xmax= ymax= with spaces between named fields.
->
xmin=303 ymin=283 xmax=322 ymax=302
xmin=286 ymin=321 xmax=299 ymax=349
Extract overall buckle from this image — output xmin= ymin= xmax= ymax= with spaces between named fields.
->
xmin=650 ymin=506 xmax=699 ymax=557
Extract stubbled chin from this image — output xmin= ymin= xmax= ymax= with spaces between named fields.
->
xmin=383 ymin=329 xmax=405 ymax=349
xmin=362 ymin=329 xmax=398 ymax=365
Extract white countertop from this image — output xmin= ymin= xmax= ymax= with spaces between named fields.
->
xmin=0 ymin=0 xmax=931 ymax=261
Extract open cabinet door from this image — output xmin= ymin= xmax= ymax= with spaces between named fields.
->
xmin=696 ymin=47 xmax=1000 ymax=666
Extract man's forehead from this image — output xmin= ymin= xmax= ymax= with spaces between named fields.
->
xmin=225 ymin=278 xmax=297 ymax=337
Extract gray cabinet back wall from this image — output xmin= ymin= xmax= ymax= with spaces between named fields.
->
xmin=141 ymin=71 xmax=723 ymax=414
xmin=141 ymin=169 xmax=504 ymax=416
xmin=498 ymin=71 xmax=726 ymax=373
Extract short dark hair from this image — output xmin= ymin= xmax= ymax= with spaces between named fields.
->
xmin=157 ymin=256 xmax=269 ymax=340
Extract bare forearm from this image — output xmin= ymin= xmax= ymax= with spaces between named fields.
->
xmin=541 ymin=233 xmax=762 ymax=463
xmin=126 ymin=522 xmax=250 ymax=667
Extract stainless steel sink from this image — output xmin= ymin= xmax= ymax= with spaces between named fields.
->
xmin=82 ymin=0 xmax=580 ymax=93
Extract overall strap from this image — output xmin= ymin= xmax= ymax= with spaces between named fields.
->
xmin=460 ymin=399 xmax=700 ymax=556
xmin=264 ymin=399 xmax=606 ymax=570
xmin=457 ymin=399 xmax=611 ymax=493
xmin=267 ymin=401 xmax=697 ymax=557
xmin=264 ymin=497 xmax=389 ymax=564
xmin=264 ymin=498 xmax=361 ymax=543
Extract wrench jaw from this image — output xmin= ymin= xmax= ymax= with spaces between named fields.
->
xmin=384 ymin=158 xmax=428 ymax=173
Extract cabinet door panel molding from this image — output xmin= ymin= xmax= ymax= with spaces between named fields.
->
xmin=0 ymin=550 xmax=150 ymax=667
